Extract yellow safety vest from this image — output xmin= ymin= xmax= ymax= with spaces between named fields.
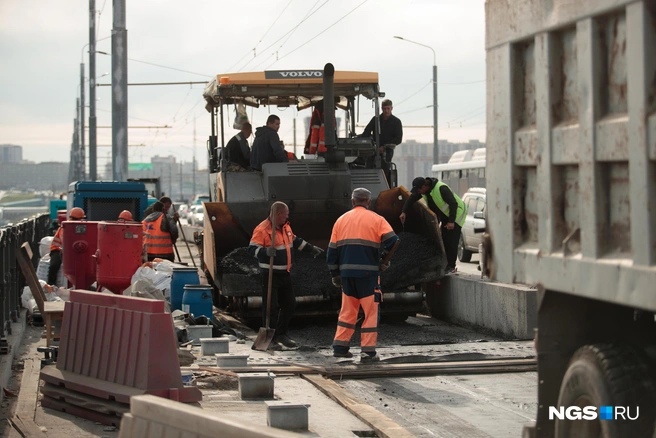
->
xmin=425 ymin=181 xmax=467 ymax=227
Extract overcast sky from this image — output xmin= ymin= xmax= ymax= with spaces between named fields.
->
xmin=0 ymin=0 xmax=486 ymax=166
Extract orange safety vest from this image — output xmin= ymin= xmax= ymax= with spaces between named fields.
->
xmin=308 ymin=108 xmax=327 ymax=155
xmin=142 ymin=214 xmax=173 ymax=255
xmin=50 ymin=226 xmax=64 ymax=252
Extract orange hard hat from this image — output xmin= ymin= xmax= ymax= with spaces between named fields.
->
xmin=69 ymin=207 xmax=85 ymax=220
xmin=118 ymin=210 xmax=133 ymax=221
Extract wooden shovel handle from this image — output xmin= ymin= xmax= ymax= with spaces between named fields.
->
xmin=265 ymin=216 xmax=276 ymax=329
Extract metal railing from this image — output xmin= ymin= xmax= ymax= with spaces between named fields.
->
xmin=0 ymin=213 xmax=51 ymax=344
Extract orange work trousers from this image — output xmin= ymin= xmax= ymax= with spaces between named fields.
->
xmin=333 ymin=289 xmax=380 ymax=355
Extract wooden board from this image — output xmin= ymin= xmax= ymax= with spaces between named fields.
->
xmin=304 ymin=374 xmax=414 ymax=438
xmin=40 ymin=383 xmax=129 ymax=416
xmin=10 ymin=357 xmax=44 ymax=437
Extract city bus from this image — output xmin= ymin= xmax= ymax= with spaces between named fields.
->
xmin=431 ymin=148 xmax=485 ymax=197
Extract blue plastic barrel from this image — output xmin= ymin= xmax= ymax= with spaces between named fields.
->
xmin=182 ymin=284 xmax=214 ymax=318
xmin=170 ymin=267 xmax=200 ymax=311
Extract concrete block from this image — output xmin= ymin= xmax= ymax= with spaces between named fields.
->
xmin=426 ymin=275 xmax=537 ymax=339
xmin=266 ymin=401 xmax=310 ymax=431
xmin=200 ymin=338 xmax=229 ymax=356
xmin=216 ymin=353 xmax=249 ymax=368
xmin=186 ymin=325 xmax=212 ymax=345
xmin=238 ymin=372 xmax=275 ymax=400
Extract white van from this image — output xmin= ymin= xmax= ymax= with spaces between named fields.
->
xmin=458 ymin=187 xmax=486 ymax=262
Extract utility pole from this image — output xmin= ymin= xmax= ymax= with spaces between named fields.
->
xmin=89 ymin=0 xmax=98 ymax=181
xmin=193 ymin=119 xmax=197 ymax=197
xmin=179 ymin=162 xmax=183 ymax=201
xmin=80 ymin=63 xmax=86 ymax=179
xmin=112 ymin=0 xmax=128 ymax=181
xmin=393 ymin=36 xmax=439 ymax=164
xmin=168 ymin=163 xmax=173 ymax=197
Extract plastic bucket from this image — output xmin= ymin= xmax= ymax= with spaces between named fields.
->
xmin=181 ymin=370 xmax=195 ymax=386
xmin=182 ymin=284 xmax=214 ymax=318
xmin=170 ymin=267 xmax=200 ymax=311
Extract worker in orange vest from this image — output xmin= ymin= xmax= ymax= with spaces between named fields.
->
xmin=48 ymin=206 xmax=85 ymax=285
xmin=248 ymin=201 xmax=324 ymax=350
xmin=142 ymin=201 xmax=178 ymax=262
xmin=326 ymin=188 xmax=399 ymax=363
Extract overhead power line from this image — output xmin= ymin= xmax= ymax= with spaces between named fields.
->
xmin=273 ymin=0 xmax=369 ymax=65
xmin=97 ymin=81 xmax=208 ymax=87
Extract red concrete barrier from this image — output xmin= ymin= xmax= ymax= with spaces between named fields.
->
xmin=40 ymin=290 xmax=201 ymax=407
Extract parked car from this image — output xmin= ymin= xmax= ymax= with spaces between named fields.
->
xmin=458 ymin=187 xmax=486 ymax=262
xmin=188 ymin=205 xmax=204 ymax=227
xmin=177 ymin=203 xmax=190 ymax=219
xmin=191 ymin=194 xmax=210 ymax=206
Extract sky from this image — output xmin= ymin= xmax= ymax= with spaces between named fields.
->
xmin=0 ymin=0 xmax=486 ymax=167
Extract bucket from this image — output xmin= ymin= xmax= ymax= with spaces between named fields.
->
xmin=170 ymin=267 xmax=200 ymax=311
xmin=182 ymin=284 xmax=214 ymax=318
xmin=181 ymin=369 xmax=195 ymax=386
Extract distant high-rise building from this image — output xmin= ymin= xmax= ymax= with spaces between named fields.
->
xmin=0 ymin=144 xmax=23 ymax=163
xmin=0 ymin=161 xmax=69 ymax=191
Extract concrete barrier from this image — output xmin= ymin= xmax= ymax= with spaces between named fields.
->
xmin=119 ymin=395 xmax=303 ymax=438
xmin=41 ymin=290 xmax=202 ymax=405
xmin=426 ymin=274 xmax=537 ymax=339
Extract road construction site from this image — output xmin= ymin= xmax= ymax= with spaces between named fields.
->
xmin=0 ymin=230 xmax=539 ymax=438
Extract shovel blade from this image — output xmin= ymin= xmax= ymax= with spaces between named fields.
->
xmin=252 ymin=327 xmax=276 ymax=351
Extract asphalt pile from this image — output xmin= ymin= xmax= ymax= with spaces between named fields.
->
xmin=218 ymin=231 xmax=445 ymax=293
xmin=218 ymin=247 xmax=259 ymax=276
xmin=381 ymin=232 xmax=445 ymax=290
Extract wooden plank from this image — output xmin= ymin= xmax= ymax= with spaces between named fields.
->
xmin=16 ymin=243 xmax=46 ymax=314
xmin=7 ymin=415 xmax=43 ymax=438
xmin=10 ymin=357 xmax=44 ymax=437
xmin=303 ymin=374 xmax=414 ymax=438
xmin=4 ymin=419 xmax=22 ymax=438
xmin=40 ymin=395 xmax=122 ymax=427
xmin=40 ymin=383 xmax=129 ymax=415
xmin=12 ymin=358 xmax=40 ymax=420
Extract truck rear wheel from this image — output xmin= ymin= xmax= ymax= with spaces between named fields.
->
xmin=555 ymin=344 xmax=655 ymax=438
xmin=457 ymin=235 xmax=472 ymax=262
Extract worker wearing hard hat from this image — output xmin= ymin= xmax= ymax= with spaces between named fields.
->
xmin=47 ymin=207 xmax=85 ymax=286
xmin=117 ymin=210 xmax=134 ymax=222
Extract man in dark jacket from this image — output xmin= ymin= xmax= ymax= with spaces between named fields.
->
xmin=225 ymin=122 xmax=252 ymax=171
xmin=400 ymin=177 xmax=467 ymax=274
xmin=250 ymin=115 xmax=288 ymax=171
xmin=361 ymin=99 xmax=403 ymax=163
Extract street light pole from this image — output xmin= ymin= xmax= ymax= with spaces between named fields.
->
xmin=89 ymin=0 xmax=98 ymax=181
xmin=80 ymin=63 xmax=86 ymax=179
xmin=394 ymin=36 xmax=439 ymax=164
xmin=112 ymin=0 xmax=128 ymax=181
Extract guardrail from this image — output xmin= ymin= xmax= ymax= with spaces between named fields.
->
xmin=0 ymin=213 xmax=51 ymax=344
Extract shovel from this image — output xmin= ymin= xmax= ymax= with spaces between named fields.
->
xmin=252 ymin=216 xmax=276 ymax=351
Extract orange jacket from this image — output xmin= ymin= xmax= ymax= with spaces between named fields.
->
xmin=142 ymin=214 xmax=174 ymax=255
xmin=327 ymin=205 xmax=398 ymax=279
xmin=50 ymin=226 xmax=64 ymax=252
xmin=248 ymin=219 xmax=309 ymax=272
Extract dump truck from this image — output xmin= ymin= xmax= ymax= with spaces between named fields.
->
xmin=486 ymin=0 xmax=656 ymax=436
xmin=200 ymin=64 xmax=446 ymax=321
